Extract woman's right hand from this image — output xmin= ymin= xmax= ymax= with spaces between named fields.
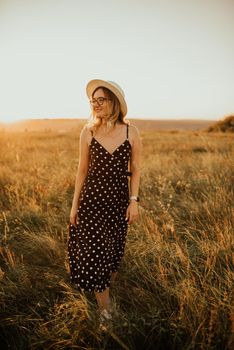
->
xmin=70 ymin=206 xmax=78 ymax=227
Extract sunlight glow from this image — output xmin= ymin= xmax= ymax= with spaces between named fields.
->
xmin=0 ymin=1 xmax=233 ymax=121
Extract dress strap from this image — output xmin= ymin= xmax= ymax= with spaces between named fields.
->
xmin=90 ymin=129 xmax=93 ymax=137
xmin=126 ymin=124 xmax=129 ymax=140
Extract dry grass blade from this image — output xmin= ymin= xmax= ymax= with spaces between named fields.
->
xmin=0 ymin=128 xmax=233 ymax=349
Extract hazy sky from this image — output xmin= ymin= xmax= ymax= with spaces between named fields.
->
xmin=0 ymin=0 xmax=233 ymax=122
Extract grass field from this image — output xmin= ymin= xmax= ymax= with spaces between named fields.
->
xmin=0 ymin=125 xmax=233 ymax=349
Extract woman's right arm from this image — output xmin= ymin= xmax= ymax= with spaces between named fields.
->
xmin=70 ymin=126 xmax=90 ymax=226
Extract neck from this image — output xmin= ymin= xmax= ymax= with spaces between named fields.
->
xmin=100 ymin=118 xmax=107 ymax=126
xmin=100 ymin=119 xmax=117 ymax=131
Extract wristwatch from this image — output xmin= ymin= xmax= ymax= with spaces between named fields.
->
xmin=129 ymin=196 xmax=140 ymax=202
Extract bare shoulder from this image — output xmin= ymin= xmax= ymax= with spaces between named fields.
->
xmin=80 ymin=123 xmax=90 ymax=134
xmin=128 ymin=124 xmax=141 ymax=145
xmin=80 ymin=123 xmax=92 ymax=144
xmin=129 ymin=123 xmax=139 ymax=133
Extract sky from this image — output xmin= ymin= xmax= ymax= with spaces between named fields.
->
xmin=0 ymin=0 xmax=233 ymax=122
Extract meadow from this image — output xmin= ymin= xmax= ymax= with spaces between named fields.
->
xmin=0 ymin=125 xmax=233 ymax=349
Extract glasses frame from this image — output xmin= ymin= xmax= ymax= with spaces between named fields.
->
xmin=90 ymin=97 xmax=112 ymax=107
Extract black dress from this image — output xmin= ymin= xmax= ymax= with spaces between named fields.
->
xmin=68 ymin=124 xmax=131 ymax=292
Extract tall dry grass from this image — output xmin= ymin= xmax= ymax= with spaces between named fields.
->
xmin=0 ymin=128 xmax=233 ymax=349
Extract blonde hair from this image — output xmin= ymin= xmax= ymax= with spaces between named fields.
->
xmin=88 ymin=87 xmax=128 ymax=133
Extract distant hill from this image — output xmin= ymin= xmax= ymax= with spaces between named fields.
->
xmin=128 ymin=119 xmax=214 ymax=131
xmin=207 ymin=115 xmax=234 ymax=133
xmin=1 ymin=118 xmax=215 ymax=132
xmin=1 ymin=118 xmax=85 ymax=133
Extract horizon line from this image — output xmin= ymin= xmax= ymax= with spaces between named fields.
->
xmin=0 ymin=116 xmax=223 ymax=125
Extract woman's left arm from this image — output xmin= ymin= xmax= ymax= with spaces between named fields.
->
xmin=126 ymin=125 xmax=141 ymax=224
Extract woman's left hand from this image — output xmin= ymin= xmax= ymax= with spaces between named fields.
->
xmin=125 ymin=201 xmax=139 ymax=224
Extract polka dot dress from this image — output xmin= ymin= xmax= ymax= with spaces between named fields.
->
xmin=68 ymin=124 xmax=131 ymax=293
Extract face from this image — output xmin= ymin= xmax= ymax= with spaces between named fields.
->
xmin=90 ymin=88 xmax=112 ymax=119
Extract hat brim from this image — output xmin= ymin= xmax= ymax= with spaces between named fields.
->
xmin=86 ymin=79 xmax=127 ymax=117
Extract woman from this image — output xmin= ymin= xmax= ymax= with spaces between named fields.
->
xmin=68 ymin=79 xmax=141 ymax=326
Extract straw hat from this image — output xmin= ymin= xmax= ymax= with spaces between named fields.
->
xmin=86 ymin=79 xmax=127 ymax=117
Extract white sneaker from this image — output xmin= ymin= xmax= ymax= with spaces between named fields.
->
xmin=99 ymin=308 xmax=112 ymax=331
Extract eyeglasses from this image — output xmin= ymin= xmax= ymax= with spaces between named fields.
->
xmin=90 ymin=97 xmax=111 ymax=106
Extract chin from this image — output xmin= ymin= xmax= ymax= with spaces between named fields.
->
xmin=95 ymin=111 xmax=101 ymax=117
